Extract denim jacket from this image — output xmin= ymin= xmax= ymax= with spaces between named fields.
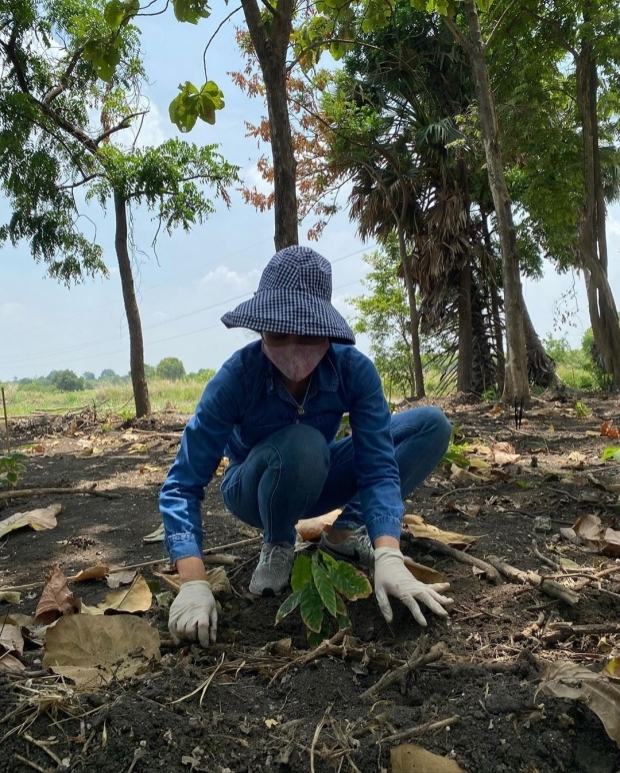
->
xmin=160 ymin=341 xmax=404 ymax=564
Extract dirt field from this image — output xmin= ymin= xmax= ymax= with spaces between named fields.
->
xmin=1 ymin=393 xmax=620 ymax=773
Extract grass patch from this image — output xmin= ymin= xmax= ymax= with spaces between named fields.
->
xmin=1 ymin=378 xmax=210 ymax=418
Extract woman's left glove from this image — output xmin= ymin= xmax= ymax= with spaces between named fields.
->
xmin=374 ymin=547 xmax=453 ymax=626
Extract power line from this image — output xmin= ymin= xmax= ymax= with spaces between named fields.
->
xmin=2 ymin=244 xmax=374 ymax=368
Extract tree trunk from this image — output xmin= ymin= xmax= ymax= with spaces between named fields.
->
xmin=242 ymin=0 xmax=298 ymax=251
xmin=521 ymin=293 xmax=558 ymax=388
xmin=114 ymin=191 xmax=150 ymax=418
xmin=460 ymin=1 xmax=528 ymax=403
xmin=482 ymin=213 xmax=505 ymax=393
xmin=575 ymin=43 xmax=620 ymax=387
xmin=397 ymin=229 xmax=425 ymax=398
xmin=457 ymin=260 xmax=473 ymax=392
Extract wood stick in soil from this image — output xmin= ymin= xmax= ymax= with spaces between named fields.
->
xmin=377 ymin=715 xmax=460 ymax=746
xmin=542 ymin=622 xmax=620 ymax=644
xmin=486 ymin=555 xmax=580 ymax=606
xmin=409 ymin=535 xmax=503 ymax=585
xmin=359 ymin=641 xmax=446 ymax=702
xmin=0 ymin=486 xmax=119 ymax=502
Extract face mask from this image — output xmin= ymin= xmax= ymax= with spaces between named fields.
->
xmin=262 ymin=339 xmax=329 ymax=382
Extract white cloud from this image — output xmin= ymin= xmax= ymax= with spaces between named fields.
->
xmin=130 ymin=101 xmax=169 ymax=148
xmin=608 ymin=217 xmax=620 ymax=237
xmin=201 ymin=265 xmax=260 ymax=288
xmin=0 ymin=302 xmax=25 ymax=321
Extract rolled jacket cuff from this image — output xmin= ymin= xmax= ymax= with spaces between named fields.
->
xmin=366 ymin=515 xmax=402 ymax=545
xmin=165 ymin=532 xmax=203 ymax=564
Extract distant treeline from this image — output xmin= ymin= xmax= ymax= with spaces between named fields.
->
xmin=11 ymin=358 xmax=216 ymax=392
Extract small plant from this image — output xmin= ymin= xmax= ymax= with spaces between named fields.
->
xmin=574 ymin=401 xmax=589 ymax=418
xmin=276 ymin=551 xmax=371 ymax=645
xmin=602 ymin=446 xmax=620 ymax=463
xmin=0 ymin=452 xmax=27 ymax=488
xmin=441 ymin=439 xmax=470 ymax=470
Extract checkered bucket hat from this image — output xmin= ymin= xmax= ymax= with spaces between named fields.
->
xmin=221 ymin=245 xmax=355 ymax=344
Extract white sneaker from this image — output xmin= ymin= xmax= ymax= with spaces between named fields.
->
xmin=319 ymin=527 xmax=374 ymax=566
xmin=249 ymin=543 xmax=295 ymax=597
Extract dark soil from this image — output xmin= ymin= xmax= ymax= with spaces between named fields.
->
xmin=1 ymin=393 xmax=620 ymax=773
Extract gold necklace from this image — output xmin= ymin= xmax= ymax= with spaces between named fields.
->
xmin=290 ymin=375 xmax=313 ymax=416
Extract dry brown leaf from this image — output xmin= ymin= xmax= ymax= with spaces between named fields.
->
xmin=602 ymin=421 xmax=620 ymax=439
xmin=490 ymin=442 xmax=521 ymax=466
xmin=403 ymin=557 xmax=445 ymax=584
xmin=296 ymin=510 xmax=341 ymax=541
xmin=0 ymin=622 xmax=24 ymax=656
xmin=391 ymin=744 xmax=466 ymax=772
xmin=106 ymin=566 xmax=137 ymax=588
xmin=139 ymin=465 xmax=161 ymax=474
xmin=142 ymin=524 xmax=165 ymax=543
xmin=72 ymin=564 xmax=109 ymax=582
xmin=450 ymin=464 xmax=486 ymax=483
xmin=96 ymin=575 xmax=152 ymax=614
xmin=128 ymin=443 xmax=149 ymax=454
xmin=403 ymin=514 xmax=477 ymax=548
xmin=489 ymin=405 xmax=502 ymax=416
xmin=0 ymin=503 xmax=64 ymax=539
xmin=603 ymin=658 xmax=620 ymax=682
xmin=573 ymin=515 xmax=620 ymax=556
xmin=0 ymin=591 xmax=21 ymax=604
xmin=34 ymin=565 xmax=81 ymax=624
xmin=538 ymin=661 xmax=620 ymax=747
xmin=445 ymin=501 xmax=482 ymax=519
xmin=0 ymin=652 xmax=25 ymax=672
xmin=43 ymin=614 xmax=160 ymax=687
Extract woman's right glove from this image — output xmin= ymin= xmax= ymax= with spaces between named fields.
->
xmin=168 ymin=580 xmax=217 ymax=648
xmin=374 ymin=547 xmax=453 ymax=626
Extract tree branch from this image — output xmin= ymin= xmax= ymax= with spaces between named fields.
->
xmin=42 ymin=46 xmax=84 ymax=104
xmin=59 ymin=172 xmax=103 ymax=190
xmin=484 ymin=0 xmax=519 ymax=52
xmin=524 ymin=10 xmax=577 ymax=57
xmin=259 ymin=0 xmax=277 ymax=15
xmin=94 ymin=110 xmax=148 ymax=145
xmin=442 ymin=15 xmax=471 ymax=54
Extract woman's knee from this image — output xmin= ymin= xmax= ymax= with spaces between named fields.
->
xmin=265 ymin=424 xmax=330 ymax=477
xmin=393 ymin=407 xmax=452 ymax=448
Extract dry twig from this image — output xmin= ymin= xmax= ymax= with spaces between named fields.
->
xmin=378 ymin=714 xmax=460 ymax=745
xmin=360 ymin=640 xmax=446 ymax=702
xmin=486 ymin=555 xmax=580 ymax=606
xmin=0 ymin=486 xmax=118 ymax=502
xmin=411 ymin=536 xmax=502 ymax=584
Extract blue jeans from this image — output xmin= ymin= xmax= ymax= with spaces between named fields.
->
xmin=221 ymin=407 xmax=452 ymax=545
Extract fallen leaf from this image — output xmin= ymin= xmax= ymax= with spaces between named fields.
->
xmin=72 ymin=564 xmax=109 ymax=582
xmin=142 ymin=524 xmax=165 ymax=543
xmin=0 ymin=622 xmax=24 ymax=656
xmin=602 ymin=421 xmax=620 ymax=440
xmin=28 ymin=444 xmax=46 ymax=454
xmin=264 ymin=718 xmax=279 ymax=729
xmin=603 ymin=658 xmax=620 ymax=682
xmin=538 ymin=661 xmax=620 ymax=747
xmin=489 ymin=405 xmax=502 ymax=416
xmin=96 ymin=575 xmax=152 ymax=614
xmin=296 ymin=510 xmax=341 ymax=541
xmin=450 ymin=464 xmax=486 ymax=483
xmin=34 ymin=566 xmax=81 ymax=624
xmin=0 ymin=652 xmax=25 ymax=672
xmin=0 ymin=591 xmax=21 ymax=605
xmin=391 ymin=744 xmax=465 ymax=772
xmin=0 ymin=503 xmax=64 ymax=539
xmin=106 ymin=566 xmax=138 ymax=588
xmin=558 ymin=558 xmax=581 ymax=570
xmin=490 ymin=442 xmax=521 ymax=466
xmin=573 ymin=514 xmax=620 ymax=556
xmin=403 ymin=515 xmax=477 ymax=548
xmin=128 ymin=443 xmax=149 ymax=454
xmin=403 ymin=557 xmax=445 ymax=584
xmin=445 ymin=501 xmax=482 ymax=519
xmin=567 ymin=451 xmax=587 ymax=465
xmin=43 ymin=614 xmax=160 ymax=687
xmin=139 ymin=465 xmax=161 ymax=474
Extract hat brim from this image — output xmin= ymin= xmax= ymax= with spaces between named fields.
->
xmin=221 ymin=289 xmax=355 ymax=345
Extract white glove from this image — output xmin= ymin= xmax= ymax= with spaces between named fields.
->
xmin=168 ymin=580 xmax=217 ymax=648
xmin=374 ymin=547 xmax=453 ymax=626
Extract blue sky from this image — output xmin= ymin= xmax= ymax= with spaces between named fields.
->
xmin=1 ymin=10 xmax=619 ymax=382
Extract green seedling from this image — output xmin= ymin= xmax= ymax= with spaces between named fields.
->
xmin=574 ymin=401 xmax=589 ymax=418
xmin=0 ymin=452 xmax=27 ymax=488
xmin=602 ymin=446 xmax=620 ymax=463
xmin=276 ymin=550 xmax=371 ymax=646
xmin=442 ymin=441 xmax=470 ymax=470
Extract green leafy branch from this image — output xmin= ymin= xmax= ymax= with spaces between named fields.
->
xmin=169 ymin=81 xmax=225 ymax=132
xmin=602 ymin=446 xmax=620 ymax=463
xmin=276 ymin=550 xmax=371 ymax=646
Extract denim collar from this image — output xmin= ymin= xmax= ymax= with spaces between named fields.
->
xmin=265 ymin=346 xmax=339 ymax=402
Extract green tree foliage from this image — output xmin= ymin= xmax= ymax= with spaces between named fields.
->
xmin=51 ymin=370 xmax=85 ymax=392
xmin=156 ymin=357 xmax=186 ymax=381
xmin=348 ymin=241 xmax=416 ymax=399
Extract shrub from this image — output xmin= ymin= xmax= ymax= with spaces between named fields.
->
xmin=156 ymin=357 xmax=186 ymax=381
xmin=51 ymin=370 xmax=84 ymax=392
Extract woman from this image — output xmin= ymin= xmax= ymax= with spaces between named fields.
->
xmin=160 ymin=245 xmax=453 ymax=647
